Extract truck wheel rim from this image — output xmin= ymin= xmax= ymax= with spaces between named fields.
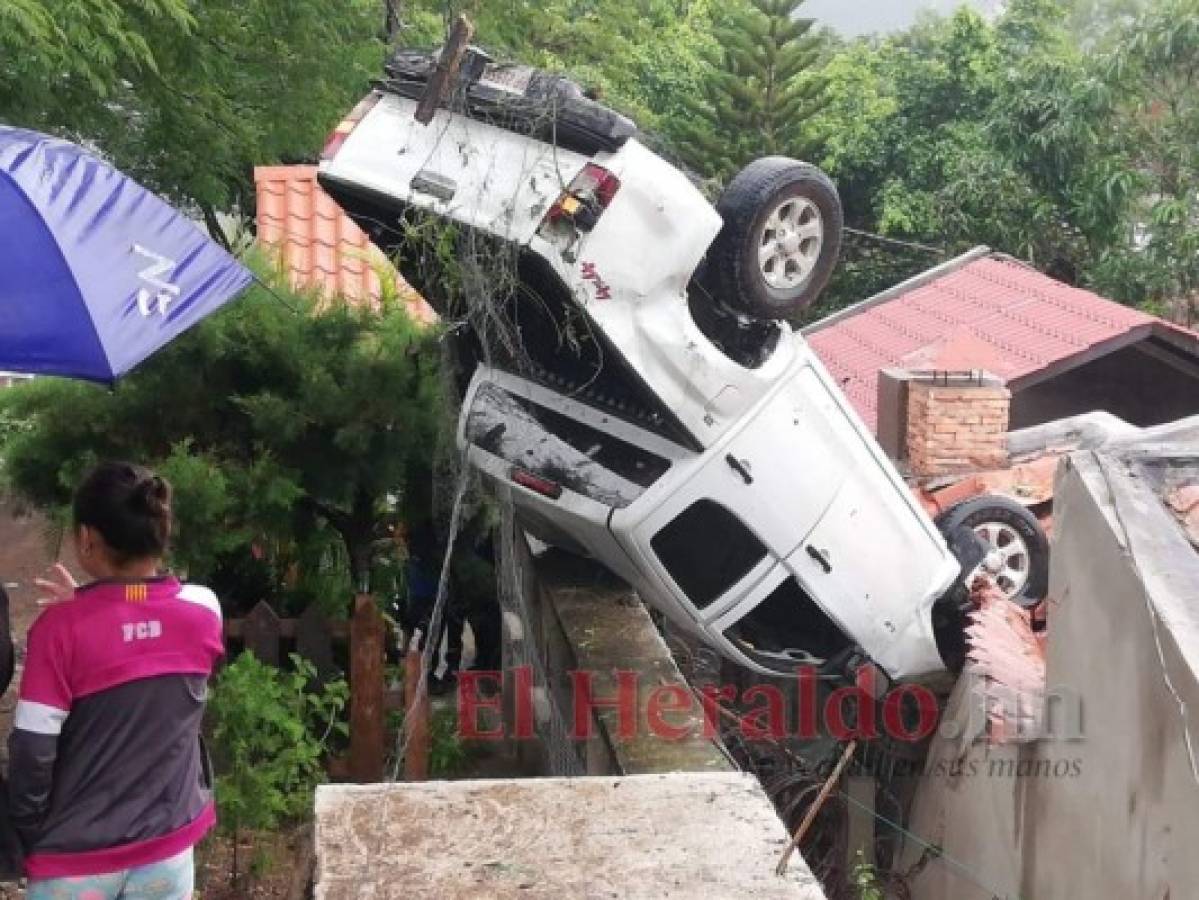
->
xmin=759 ymin=197 xmax=822 ymax=291
xmin=970 ymin=522 xmax=1031 ymax=599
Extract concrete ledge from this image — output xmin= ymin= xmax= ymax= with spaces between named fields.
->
xmin=314 ymin=773 xmax=827 ymax=899
xmin=534 ymin=549 xmax=733 ymax=775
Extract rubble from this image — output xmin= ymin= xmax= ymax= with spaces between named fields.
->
xmin=1166 ymin=483 xmax=1199 ymax=549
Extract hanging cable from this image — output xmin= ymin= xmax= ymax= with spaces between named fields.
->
xmin=836 ymin=788 xmax=1018 ymax=900
xmin=248 ymin=272 xmax=302 ymax=314
xmin=842 ymin=226 xmax=947 ymax=257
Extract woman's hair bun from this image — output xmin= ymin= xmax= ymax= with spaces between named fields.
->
xmin=132 ymin=474 xmax=172 ymax=517
xmin=73 ymin=461 xmax=174 ymax=563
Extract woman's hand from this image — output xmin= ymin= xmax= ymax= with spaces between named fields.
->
xmin=34 ymin=564 xmax=78 ymax=607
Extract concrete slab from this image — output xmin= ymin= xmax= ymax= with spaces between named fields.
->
xmin=904 ymin=444 xmax=1199 ymax=899
xmin=314 ymin=773 xmax=827 ymax=899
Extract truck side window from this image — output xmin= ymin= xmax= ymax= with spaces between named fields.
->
xmin=725 ymin=577 xmax=851 ymax=669
xmin=651 ymin=500 xmax=767 ymax=609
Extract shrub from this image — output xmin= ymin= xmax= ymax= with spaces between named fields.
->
xmin=207 ymin=652 xmax=348 ymax=883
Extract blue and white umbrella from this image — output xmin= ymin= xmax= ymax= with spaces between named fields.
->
xmin=0 ymin=126 xmax=253 ymax=381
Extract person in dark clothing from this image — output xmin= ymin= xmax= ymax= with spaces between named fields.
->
xmin=0 ymin=583 xmax=21 ymax=881
xmin=400 ymin=523 xmax=464 ymax=692
xmin=8 ymin=462 xmax=222 ymax=898
xmin=400 ymin=519 xmax=503 ymax=691
xmin=0 ymin=584 xmax=12 ymax=697
xmin=454 ymin=529 xmax=501 ymax=673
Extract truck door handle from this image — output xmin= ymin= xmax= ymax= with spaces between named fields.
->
xmin=806 ymin=545 xmax=832 ymax=574
xmin=725 ymin=454 xmax=753 ymax=485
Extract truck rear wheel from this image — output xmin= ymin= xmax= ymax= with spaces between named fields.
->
xmin=938 ymin=496 xmax=1050 ymax=605
xmin=703 ymin=158 xmax=843 ymax=322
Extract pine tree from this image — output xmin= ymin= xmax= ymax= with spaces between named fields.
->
xmin=677 ymin=0 xmax=829 ymax=181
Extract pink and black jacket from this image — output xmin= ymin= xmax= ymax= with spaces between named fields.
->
xmin=8 ymin=577 xmax=223 ymax=879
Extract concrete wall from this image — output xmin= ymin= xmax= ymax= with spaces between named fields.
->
xmin=315 ymin=774 xmax=827 ymax=899
xmin=904 ymin=449 xmax=1199 ymax=899
xmin=311 ymin=511 xmax=804 ymax=900
xmin=497 ymin=504 xmax=732 ymax=777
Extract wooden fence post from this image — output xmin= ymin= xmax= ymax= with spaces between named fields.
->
xmin=296 ymin=603 xmax=336 ymax=685
xmin=402 ymin=648 xmax=430 ymax=781
xmin=242 ymin=601 xmax=281 ymax=666
xmin=349 ymin=594 xmax=386 ymax=782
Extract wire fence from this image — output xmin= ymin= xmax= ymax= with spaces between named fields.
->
xmin=495 ymin=503 xmax=584 ymax=776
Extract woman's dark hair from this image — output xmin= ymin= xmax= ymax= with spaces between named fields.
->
xmin=73 ymin=461 xmax=173 ymax=563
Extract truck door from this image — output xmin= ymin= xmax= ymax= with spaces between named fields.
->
xmin=617 ymin=360 xmax=852 ymax=622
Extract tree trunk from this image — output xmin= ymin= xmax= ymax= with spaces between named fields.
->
xmin=201 ymin=202 xmax=233 ymax=252
xmin=383 ymin=0 xmax=402 ymax=43
xmin=303 ymin=492 xmax=376 ymax=594
xmin=338 ymin=487 xmax=378 ymax=593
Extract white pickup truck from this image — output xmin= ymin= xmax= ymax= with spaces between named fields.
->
xmin=319 ymin=48 xmax=1041 ymax=681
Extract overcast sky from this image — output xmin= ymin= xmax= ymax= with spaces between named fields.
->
xmin=801 ymin=0 xmax=1002 ymax=36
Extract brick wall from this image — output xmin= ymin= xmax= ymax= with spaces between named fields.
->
xmin=906 ymin=376 xmax=1010 ymax=476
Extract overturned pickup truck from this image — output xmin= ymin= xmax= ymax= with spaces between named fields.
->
xmin=319 ymin=48 xmax=1045 ymax=682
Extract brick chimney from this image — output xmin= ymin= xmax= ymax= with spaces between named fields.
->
xmin=903 ymin=372 xmax=1010 ymax=476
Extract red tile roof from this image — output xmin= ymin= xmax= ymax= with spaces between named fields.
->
xmin=254 ymin=165 xmax=435 ymax=322
xmin=806 ymin=251 xmax=1199 ymax=431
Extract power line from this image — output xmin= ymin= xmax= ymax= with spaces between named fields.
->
xmin=843 ymin=226 xmax=947 ymax=257
xmin=836 ymin=787 xmax=1018 ymax=900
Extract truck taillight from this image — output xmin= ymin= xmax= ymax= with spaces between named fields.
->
xmin=511 ymin=468 xmax=563 ymax=500
xmin=321 ymin=93 xmax=381 ymax=161
xmin=540 ymin=163 xmax=621 ymax=234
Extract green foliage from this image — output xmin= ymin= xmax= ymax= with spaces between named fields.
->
xmin=0 ymin=259 xmax=445 ymax=608
xmin=402 ymin=0 xmax=722 ymax=143
xmin=676 ymin=0 xmax=830 ymax=179
xmin=7 ymin=0 xmax=1195 ymax=320
xmin=2 ymin=0 xmax=382 ymax=241
xmin=207 ymin=653 xmax=348 ymax=833
xmin=1102 ymin=0 xmax=1199 ymax=305
xmin=850 ymin=851 xmax=884 ymax=900
xmin=807 ymin=0 xmax=1199 ymax=313
xmin=0 ymin=0 xmax=191 ymax=107
xmin=429 ymin=707 xmax=470 ymax=777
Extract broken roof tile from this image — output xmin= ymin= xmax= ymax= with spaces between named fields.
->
xmin=1166 ymin=483 xmax=1199 ymax=549
xmin=966 ymin=579 xmax=1047 ymax=744
xmin=1166 ymin=484 xmax=1199 ymax=516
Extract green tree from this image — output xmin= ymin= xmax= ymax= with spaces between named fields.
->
xmin=1097 ymin=0 xmax=1199 ymax=310
xmin=805 ymin=8 xmax=1012 ymax=309
xmin=0 ymin=0 xmax=190 ymax=115
xmin=807 ymin=3 xmax=1143 ymax=309
xmin=2 ymin=0 xmax=382 ymax=246
xmin=0 ymin=260 xmax=445 ymax=608
xmin=400 ymin=0 xmax=723 ymax=143
xmin=806 ymin=0 xmax=1199 ymax=315
xmin=677 ymin=0 xmax=830 ymax=180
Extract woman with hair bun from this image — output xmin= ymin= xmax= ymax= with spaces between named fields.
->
xmin=8 ymin=462 xmax=223 ymax=899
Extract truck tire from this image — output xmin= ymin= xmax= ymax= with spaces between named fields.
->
xmin=703 ymin=158 xmax=843 ymax=322
xmin=937 ymin=495 xmax=1049 ymax=605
